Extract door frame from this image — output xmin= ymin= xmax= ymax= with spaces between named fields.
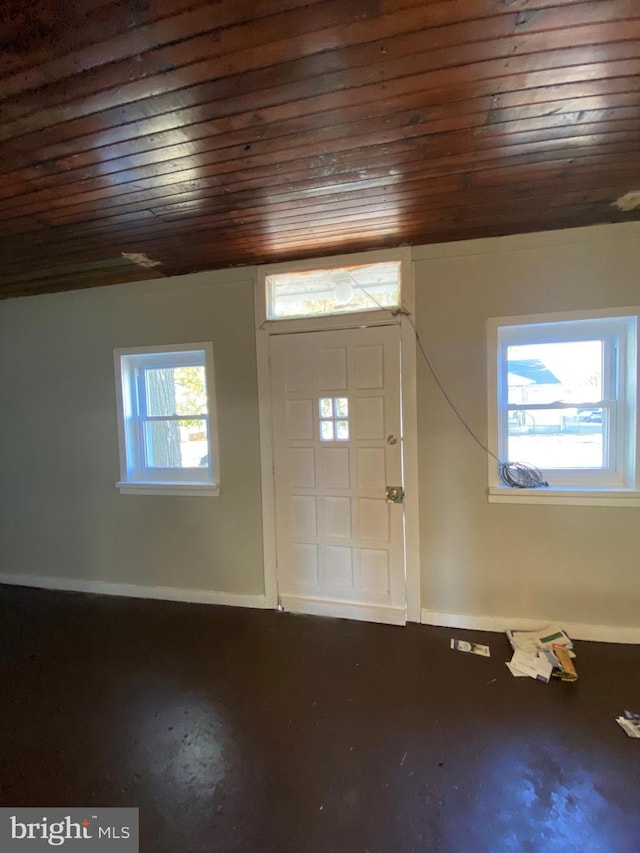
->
xmin=255 ymin=248 xmax=421 ymax=623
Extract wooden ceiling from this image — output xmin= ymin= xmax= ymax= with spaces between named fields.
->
xmin=1 ymin=0 xmax=639 ymax=298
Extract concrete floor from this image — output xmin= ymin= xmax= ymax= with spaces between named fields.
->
xmin=1 ymin=585 xmax=639 ymax=853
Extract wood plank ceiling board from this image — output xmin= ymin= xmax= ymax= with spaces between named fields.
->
xmin=0 ymin=0 xmax=639 ymax=297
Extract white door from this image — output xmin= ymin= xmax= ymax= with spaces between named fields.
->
xmin=270 ymin=325 xmax=406 ymax=625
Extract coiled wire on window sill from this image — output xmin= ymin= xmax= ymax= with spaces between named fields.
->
xmin=498 ymin=461 xmax=549 ymax=489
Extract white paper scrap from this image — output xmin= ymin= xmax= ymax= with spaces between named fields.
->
xmin=537 ymin=627 xmax=573 ymax=649
xmin=450 ymin=638 xmax=490 ymax=657
xmin=616 ymin=717 xmax=640 ymax=738
xmin=506 ymin=630 xmax=540 ymax=655
xmin=505 ymin=662 xmax=528 ymax=677
xmin=506 ymin=625 xmax=575 ymax=656
xmin=510 ymin=649 xmax=553 ymax=683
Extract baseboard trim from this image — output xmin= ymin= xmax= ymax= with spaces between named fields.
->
xmin=421 ymin=609 xmax=640 ymax=644
xmin=0 ymin=573 xmax=267 ymax=610
xmin=3 ymin=575 xmax=635 ymax=641
xmin=281 ymin=594 xmax=406 ymax=626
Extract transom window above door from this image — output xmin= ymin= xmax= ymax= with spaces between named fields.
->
xmin=319 ymin=397 xmax=349 ymax=441
xmin=265 ymin=260 xmax=402 ymax=320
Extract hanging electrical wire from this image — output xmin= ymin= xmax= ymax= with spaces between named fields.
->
xmin=345 ymin=270 xmax=549 ymax=489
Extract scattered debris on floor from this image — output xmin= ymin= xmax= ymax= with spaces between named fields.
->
xmin=505 ymin=625 xmax=578 ymax=683
xmin=551 ymin=643 xmax=578 ymax=682
xmin=616 ymin=710 xmax=640 ymax=738
xmin=450 ymin=638 xmax=490 ymax=657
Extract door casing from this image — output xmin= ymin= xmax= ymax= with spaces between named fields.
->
xmin=255 ymin=248 xmax=421 ymax=622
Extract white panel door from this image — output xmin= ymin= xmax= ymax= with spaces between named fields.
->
xmin=270 ymin=325 xmax=405 ymax=624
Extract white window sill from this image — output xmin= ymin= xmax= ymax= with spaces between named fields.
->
xmin=116 ymin=481 xmax=220 ymax=497
xmin=487 ymin=487 xmax=640 ymax=507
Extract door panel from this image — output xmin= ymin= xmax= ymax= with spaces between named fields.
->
xmin=270 ymin=325 xmax=405 ymax=624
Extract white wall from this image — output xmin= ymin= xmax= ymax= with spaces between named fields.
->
xmin=0 ymin=267 xmax=265 ymax=599
xmin=1 ymin=222 xmax=639 ymax=631
xmin=414 ymin=222 xmax=640 ymax=630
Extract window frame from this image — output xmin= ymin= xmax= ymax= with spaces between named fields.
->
xmin=487 ymin=308 xmax=639 ymax=505
xmin=256 ymin=247 xmax=413 ymax=333
xmin=114 ymin=343 xmax=220 ymax=496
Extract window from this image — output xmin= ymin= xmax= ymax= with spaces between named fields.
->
xmin=265 ymin=260 xmax=402 ymax=320
xmin=488 ymin=311 xmax=639 ymax=503
xmin=114 ymin=344 xmax=220 ymax=495
xmin=319 ymin=397 xmax=349 ymax=441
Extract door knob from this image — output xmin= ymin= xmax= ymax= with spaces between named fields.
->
xmin=386 ymin=485 xmax=405 ymax=504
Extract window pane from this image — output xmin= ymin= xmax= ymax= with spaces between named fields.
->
xmin=319 ymin=398 xmax=333 ymax=418
xmin=174 ymin=366 xmax=207 ymax=415
xmin=320 ymin=421 xmax=334 ymax=441
xmin=334 ymin=398 xmax=349 ymax=417
xmin=144 ymin=368 xmax=177 ymax=416
xmin=507 ymin=341 xmax=602 ymax=406
xmin=335 ymin=420 xmax=349 ymax=441
xmin=507 ymin=408 xmax=605 ymax=469
xmin=145 ymin=366 xmax=207 ymax=416
xmin=266 ymin=261 xmax=401 ymax=319
xmin=144 ymin=419 xmax=209 ymax=468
